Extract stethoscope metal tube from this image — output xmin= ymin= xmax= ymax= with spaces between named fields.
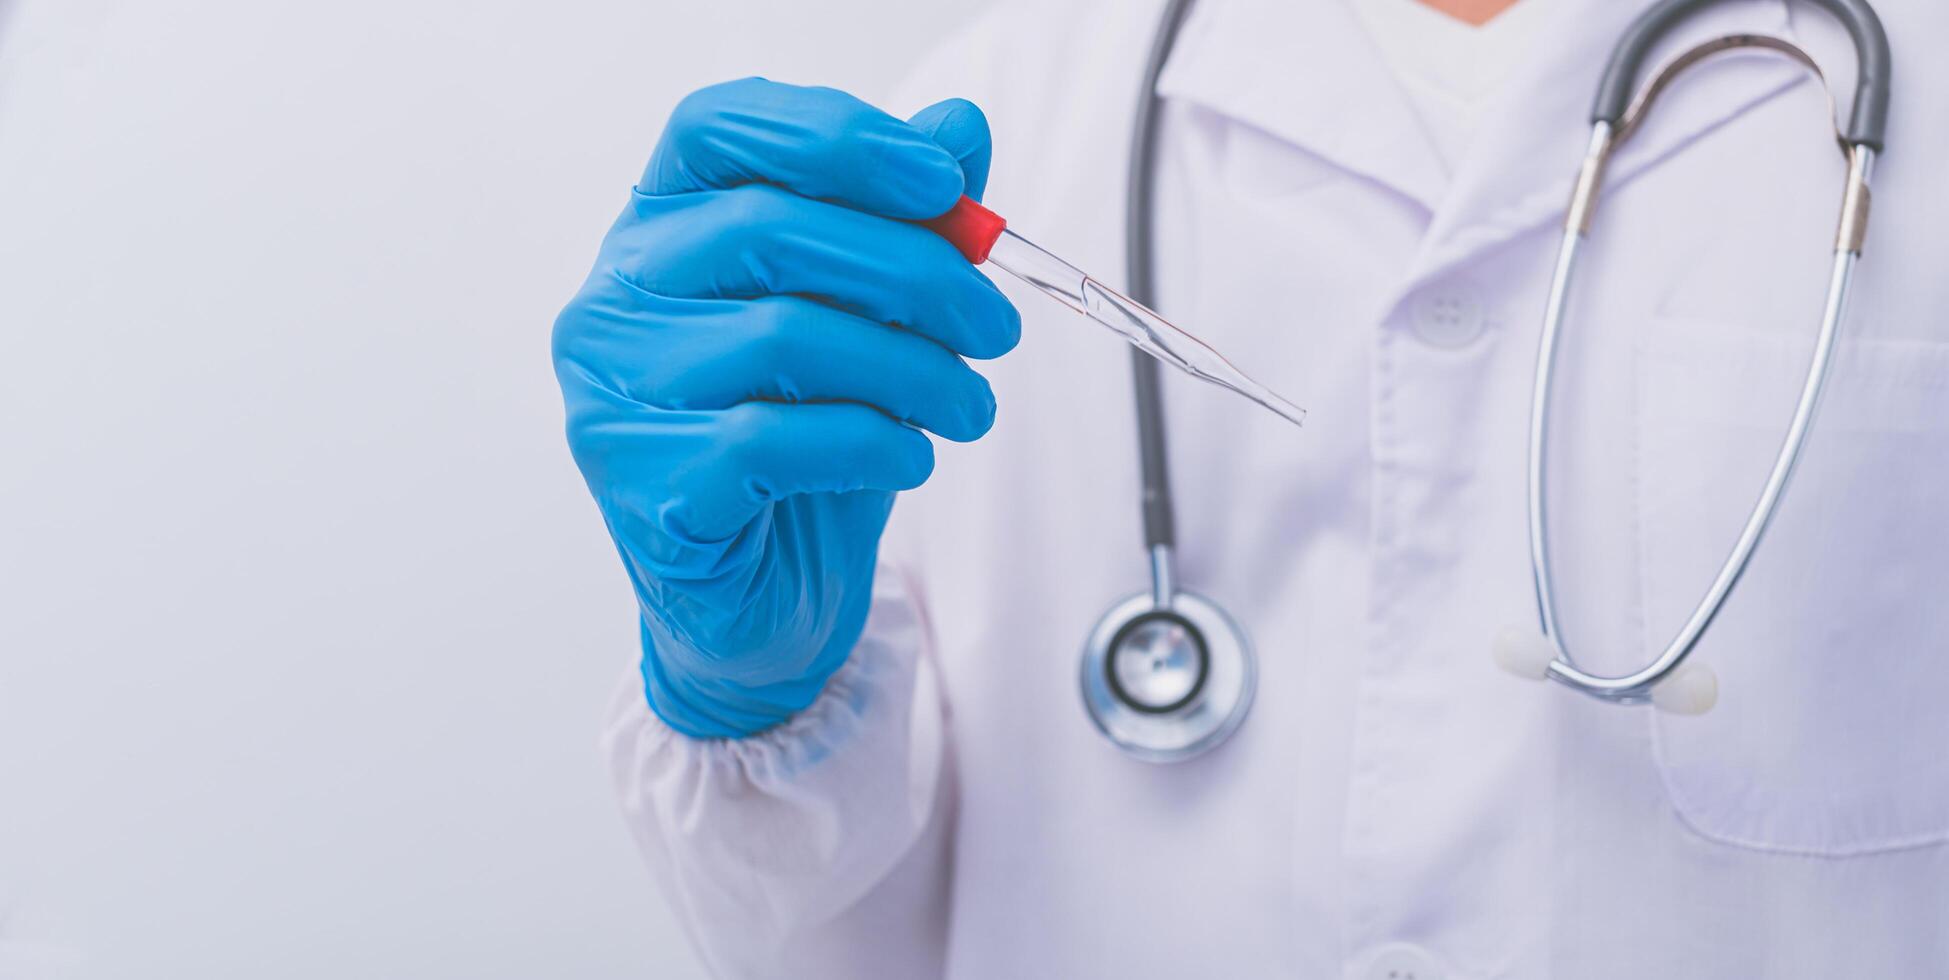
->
xmin=1498 ymin=0 xmax=1891 ymax=712
xmin=1149 ymin=543 xmax=1176 ymax=610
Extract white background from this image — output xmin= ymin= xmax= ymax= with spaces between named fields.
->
xmin=0 ymin=0 xmax=981 ymax=976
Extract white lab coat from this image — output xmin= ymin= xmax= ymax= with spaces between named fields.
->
xmin=605 ymin=1 xmax=1949 ymax=977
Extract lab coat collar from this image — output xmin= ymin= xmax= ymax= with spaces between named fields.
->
xmin=1154 ymin=0 xmax=1808 ymax=309
xmin=1399 ymin=0 xmax=1803 ymax=293
xmin=1154 ymin=0 xmax=1451 ymax=214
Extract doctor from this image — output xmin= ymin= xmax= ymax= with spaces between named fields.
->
xmin=553 ymin=0 xmax=1949 ymax=976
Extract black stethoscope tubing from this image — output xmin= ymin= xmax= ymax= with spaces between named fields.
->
xmin=1125 ymin=0 xmax=1197 ymax=556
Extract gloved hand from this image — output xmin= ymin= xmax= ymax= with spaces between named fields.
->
xmin=554 ymin=78 xmax=1018 ymax=739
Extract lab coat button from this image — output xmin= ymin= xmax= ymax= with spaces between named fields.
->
xmin=1359 ymin=942 xmax=1445 ymax=980
xmin=1409 ymin=287 xmax=1485 ymax=348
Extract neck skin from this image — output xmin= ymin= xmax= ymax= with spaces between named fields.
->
xmin=1416 ymin=0 xmax=1523 ymax=25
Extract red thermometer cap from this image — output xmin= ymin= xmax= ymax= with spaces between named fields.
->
xmin=922 ymin=195 xmax=1007 ymax=265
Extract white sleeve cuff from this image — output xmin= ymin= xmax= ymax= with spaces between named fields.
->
xmin=602 ymin=563 xmax=947 ymax=975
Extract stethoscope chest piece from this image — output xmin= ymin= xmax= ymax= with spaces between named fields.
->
xmin=1081 ymin=588 xmax=1256 ymax=763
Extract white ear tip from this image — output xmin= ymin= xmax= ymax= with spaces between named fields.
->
xmin=1492 ymin=625 xmax=1556 ymax=680
xmin=1651 ymin=662 xmax=1718 ymax=715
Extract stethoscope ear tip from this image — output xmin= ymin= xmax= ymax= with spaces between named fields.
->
xmin=1490 ymin=623 xmax=1719 ymax=714
xmin=1492 ymin=625 xmax=1557 ymax=680
xmin=1650 ymin=662 xmax=1718 ymax=715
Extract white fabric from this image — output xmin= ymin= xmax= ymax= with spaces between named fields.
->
xmin=1350 ymin=0 xmax=1551 ymax=167
xmin=604 ymin=566 xmax=950 ymax=978
xmin=608 ymin=0 xmax=1949 ymax=976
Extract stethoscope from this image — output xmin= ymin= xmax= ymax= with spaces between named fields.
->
xmin=1082 ymin=0 xmax=1890 ymax=760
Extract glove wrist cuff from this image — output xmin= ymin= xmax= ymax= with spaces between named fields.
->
xmin=638 ymin=618 xmax=845 ymax=740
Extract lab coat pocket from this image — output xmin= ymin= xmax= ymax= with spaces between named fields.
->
xmin=1635 ymin=317 xmax=1949 ymax=856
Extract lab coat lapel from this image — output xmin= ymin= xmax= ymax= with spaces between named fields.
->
xmin=1399 ymin=0 xmax=1804 ymax=292
xmin=1153 ymin=0 xmax=1449 ymax=214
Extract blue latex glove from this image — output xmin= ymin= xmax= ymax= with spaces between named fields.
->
xmin=554 ymin=79 xmax=1019 ymax=738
